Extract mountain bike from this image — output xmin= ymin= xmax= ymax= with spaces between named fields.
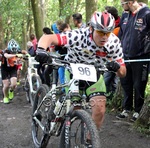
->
xmin=32 ymin=52 xmax=104 ymax=148
xmin=23 ymin=56 xmax=42 ymax=106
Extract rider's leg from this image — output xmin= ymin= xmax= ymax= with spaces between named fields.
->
xmin=89 ymin=95 xmax=106 ymax=129
xmin=9 ymin=69 xmax=17 ymax=100
xmin=86 ymin=74 xmax=106 ymax=129
xmin=2 ymin=79 xmax=10 ymax=98
xmin=9 ymin=76 xmax=17 ymax=90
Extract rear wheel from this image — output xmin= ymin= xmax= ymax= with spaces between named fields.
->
xmin=32 ymin=84 xmax=51 ymax=148
xmin=59 ymin=110 xmax=101 ymax=148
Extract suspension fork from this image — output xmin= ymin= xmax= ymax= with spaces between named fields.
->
xmin=64 ymin=115 xmax=71 ymax=148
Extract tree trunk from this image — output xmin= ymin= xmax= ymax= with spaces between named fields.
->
xmin=85 ymin=0 xmax=97 ymax=24
xmin=0 ymin=14 xmax=5 ymax=49
xmin=30 ymin=0 xmax=44 ymax=40
xmin=136 ymin=97 xmax=150 ymax=128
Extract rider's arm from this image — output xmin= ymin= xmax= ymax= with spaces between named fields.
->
xmin=4 ymin=53 xmax=16 ymax=58
xmin=21 ymin=50 xmax=28 ymax=54
xmin=116 ymin=65 xmax=126 ymax=78
xmin=116 ymin=58 xmax=126 ymax=78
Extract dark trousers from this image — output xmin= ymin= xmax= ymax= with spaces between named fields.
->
xmin=120 ymin=58 xmax=149 ymax=113
xmin=36 ymin=63 xmax=45 ymax=83
xmin=104 ymin=72 xmax=118 ymax=93
xmin=44 ymin=65 xmax=53 ymax=86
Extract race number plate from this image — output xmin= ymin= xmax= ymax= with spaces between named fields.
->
xmin=70 ymin=63 xmax=97 ymax=82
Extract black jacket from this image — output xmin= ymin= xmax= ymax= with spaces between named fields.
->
xmin=118 ymin=5 xmax=150 ymax=58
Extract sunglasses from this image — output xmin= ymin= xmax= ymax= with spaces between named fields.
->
xmin=121 ymin=1 xmax=128 ymax=5
xmin=95 ymin=30 xmax=111 ymax=37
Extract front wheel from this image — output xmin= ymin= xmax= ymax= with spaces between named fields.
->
xmin=59 ymin=110 xmax=101 ymax=148
xmin=25 ymin=73 xmax=42 ymax=106
xmin=30 ymin=74 xmax=42 ymax=106
xmin=24 ymin=73 xmax=30 ymax=103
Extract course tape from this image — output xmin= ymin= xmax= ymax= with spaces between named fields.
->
xmin=124 ymin=59 xmax=150 ymax=63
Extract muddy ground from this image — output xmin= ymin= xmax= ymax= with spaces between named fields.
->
xmin=0 ymin=81 xmax=150 ymax=148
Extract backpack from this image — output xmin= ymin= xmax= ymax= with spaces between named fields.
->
xmin=28 ymin=46 xmax=35 ymax=57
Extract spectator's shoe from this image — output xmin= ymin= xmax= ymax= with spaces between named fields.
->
xmin=116 ymin=110 xmax=130 ymax=119
xmin=9 ymin=90 xmax=14 ymax=100
xmin=130 ymin=112 xmax=139 ymax=122
xmin=85 ymin=139 xmax=92 ymax=148
xmin=3 ymin=97 xmax=9 ymax=104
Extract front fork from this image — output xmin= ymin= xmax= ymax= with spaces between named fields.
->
xmin=64 ymin=115 xmax=71 ymax=148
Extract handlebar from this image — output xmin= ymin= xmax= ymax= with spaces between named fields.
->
xmin=46 ymin=52 xmax=108 ymax=73
xmin=16 ymin=54 xmax=40 ymax=66
xmin=16 ymin=54 xmax=30 ymax=60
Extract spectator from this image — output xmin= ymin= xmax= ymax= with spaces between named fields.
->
xmin=27 ymin=41 xmax=34 ymax=57
xmin=30 ymin=34 xmax=37 ymax=52
xmin=72 ymin=13 xmax=86 ymax=28
xmin=51 ymin=23 xmax=60 ymax=34
xmin=55 ymin=22 xmax=71 ymax=93
xmin=37 ymin=11 xmax=126 ymax=131
xmin=103 ymin=6 xmax=120 ymax=99
xmin=116 ymin=0 xmax=150 ymax=122
xmin=58 ymin=22 xmax=71 ymax=33
xmin=105 ymin=6 xmax=120 ymax=36
xmin=43 ymin=23 xmax=70 ymax=88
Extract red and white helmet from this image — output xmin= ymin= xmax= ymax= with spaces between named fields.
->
xmin=90 ymin=11 xmax=115 ymax=33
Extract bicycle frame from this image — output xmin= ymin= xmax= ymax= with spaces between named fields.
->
xmin=27 ymin=57 xmax=40 ymax=94
xmin=32 ymin=53 xmax=106 ymax=148
xmin=33 ymin=67 xmax=86 ymax=135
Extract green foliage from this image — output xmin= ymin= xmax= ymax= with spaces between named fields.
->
xmin=45 ymin=0 xmax=85 ymax=27
xmin=0 ymin=0 xmax=150 ymax=48
xmin=0 ymin=0 xmax=30 ymax=47
xmin=45 ymin=0 xmax=59 ymax=26
xmin=134 ymin=122 xmax=150 ymax=135
xmin=145 ymin=74 xmax=150 ymax=97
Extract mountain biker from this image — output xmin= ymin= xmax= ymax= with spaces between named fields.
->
xmin=1 ymin=39 xmax=26 ymax=104
xmin=55 ymin=22 xmax=71 ymax=93
xmin=37 ymin=11 xmax=126 ymax=130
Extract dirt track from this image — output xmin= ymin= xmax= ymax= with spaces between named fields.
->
xmin=0 ymin=82 xmax=150 ymax=148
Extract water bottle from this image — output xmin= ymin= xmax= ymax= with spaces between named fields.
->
xmin=53 ymin=100 xmax=62 ymax=115
xmin=53 ymin=96 xmax=65 ymax=116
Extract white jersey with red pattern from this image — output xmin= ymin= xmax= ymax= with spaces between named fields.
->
xmin=56 ymin=27 xmax=125 ymax=66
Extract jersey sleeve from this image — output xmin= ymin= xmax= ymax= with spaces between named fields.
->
xmin=56 ymin=29 xmax=85 ymax=47
xmin=107 ymin=34 xmax=125 ymax=66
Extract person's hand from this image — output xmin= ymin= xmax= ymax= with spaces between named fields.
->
xmin=16 ymin=54 xmax=23 ymax=58
xmin=106 ymin=61 xmax=120 ymax=72
xmin=25 ymin=53 xmax=30 ymax=57
xmin=22 ymin=50 xmax=28 ymax=54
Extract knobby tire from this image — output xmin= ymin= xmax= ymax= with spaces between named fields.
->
xmin=31 ymin=74 xmax=42 ymax=106
xmin=59 ymin=109 xmax=101 ymax=148
xmin=25 ymin=73 xmax=41 ymax=106
xmin=32 ymin=84 xmax=50 ymax=148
